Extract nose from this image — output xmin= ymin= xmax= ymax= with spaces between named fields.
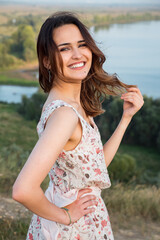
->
xmin=72 ymin=47 xmax=82 ymax=59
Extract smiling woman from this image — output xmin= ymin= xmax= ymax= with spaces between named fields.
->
xmin=12 ymin=11 xmax=144 ymax=240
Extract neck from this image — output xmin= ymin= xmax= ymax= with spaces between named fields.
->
xmin=49 ymin=81 xmax=82 ymax=105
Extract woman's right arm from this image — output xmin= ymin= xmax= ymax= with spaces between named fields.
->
xmin=12 ymin=106 xmax=97 ymax=225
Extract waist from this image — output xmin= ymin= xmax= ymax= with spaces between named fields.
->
xmin=80 ymin=186 xmax=101 ymax=197
xmin=46 ymin=182 xmax=101 ymax=207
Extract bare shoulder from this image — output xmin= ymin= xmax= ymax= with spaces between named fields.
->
xmin=44 ymin=105 xmax=79 ymax=132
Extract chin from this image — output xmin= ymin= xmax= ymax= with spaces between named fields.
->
xmin=68 ymin=73 xmax=89 ymax=80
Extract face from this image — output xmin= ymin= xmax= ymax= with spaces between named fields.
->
xmin=53 ymin=24 xmax=92 ymax=82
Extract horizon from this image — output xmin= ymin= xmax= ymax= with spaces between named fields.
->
xmin=0 ymin=0 xmax=160 ymax=6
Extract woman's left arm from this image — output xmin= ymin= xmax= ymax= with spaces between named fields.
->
xmin=103 ymin=87 xmax=144 ymax=168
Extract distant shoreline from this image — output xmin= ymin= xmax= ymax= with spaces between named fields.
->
xmin=0 ymin=4 xmax=160 ymax=73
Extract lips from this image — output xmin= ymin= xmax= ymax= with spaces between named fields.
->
xmin=68 ymin=61 xmax=85 ymax=69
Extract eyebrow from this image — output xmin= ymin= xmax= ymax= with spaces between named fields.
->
xmin=57 ymin=40 xmax=85 ymax=47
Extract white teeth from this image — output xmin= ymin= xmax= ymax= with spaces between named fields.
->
xmin=69 ymin=62 xmax=84 ymax=69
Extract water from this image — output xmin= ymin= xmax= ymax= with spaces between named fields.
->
xmin=91 ymin=21 xmax=160 ymax=98
xmin=0 ymin=85 xmax=38 ymax=103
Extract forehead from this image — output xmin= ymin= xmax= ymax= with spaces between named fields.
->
xmin=53 ymin=24 xmax=84 ymax=44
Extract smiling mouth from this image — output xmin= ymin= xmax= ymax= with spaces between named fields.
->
xmin=68 ymin=62 xmax=85 ymax=69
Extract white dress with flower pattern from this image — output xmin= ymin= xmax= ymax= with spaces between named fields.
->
xmin=26 ymin=99 xmax=114 ymax=240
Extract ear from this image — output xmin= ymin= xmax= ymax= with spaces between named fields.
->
xmin=43 ymin=56 xmax=51 ymax=69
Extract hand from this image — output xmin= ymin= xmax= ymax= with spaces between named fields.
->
xmin=61 ymin=188 xmax=97 ymax=225
xmin=121 ymin=87 xmax=144 ymax=119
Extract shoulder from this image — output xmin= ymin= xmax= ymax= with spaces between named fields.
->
xmin=44 ymin=104 xmax=79 ymax=131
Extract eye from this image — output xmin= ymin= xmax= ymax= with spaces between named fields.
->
xmin=79 ymin=43 xmax=87 ymax=48
xmin=59 ymin=47 xmax=70 ymax=52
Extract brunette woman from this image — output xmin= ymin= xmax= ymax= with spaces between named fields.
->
xmin=12 ymin=12 xmax=144 ymax=240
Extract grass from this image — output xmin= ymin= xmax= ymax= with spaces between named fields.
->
xmin=0 ymin=218 xmax=30 ymax=240
xmin=0 ymin=103 xmax=37 ymax=151
xmin=0 ymin=75 xmax=39 ymax=86
xmin=102 ymin=184 xmax=160 ymax=221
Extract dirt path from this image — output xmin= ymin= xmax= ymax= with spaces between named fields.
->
xmin=0 ymin=195 xmax=160 ymax=240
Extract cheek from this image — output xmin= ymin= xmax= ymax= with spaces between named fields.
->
xmin=61 ymin=51 xmax=71 ymax=60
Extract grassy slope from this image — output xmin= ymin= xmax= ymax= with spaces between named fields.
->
xmin=0 ymin=75 xmax=39 ymax=86
xmin=0 ymin=103 xmax=37 ymax=151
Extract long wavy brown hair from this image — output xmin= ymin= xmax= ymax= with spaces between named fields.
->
xmin=37 ymin=11 xmax=136 ymax=117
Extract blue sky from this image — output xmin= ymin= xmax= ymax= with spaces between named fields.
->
xmin=1 ymin=0 xmax=160 ymax=5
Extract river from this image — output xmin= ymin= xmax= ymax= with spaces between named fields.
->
xmin=91 ymin=20 xmax=160 ymax=98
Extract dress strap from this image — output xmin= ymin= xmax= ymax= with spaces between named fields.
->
xmin=37 ymin=99 xmax=85 ymax=137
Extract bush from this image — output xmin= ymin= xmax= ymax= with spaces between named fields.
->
xmin=17 ymin=92 xmax=47 ymax=122
xmin=108 ymin=153 xmax=137 ymax=183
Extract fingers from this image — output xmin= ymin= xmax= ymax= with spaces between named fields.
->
xmin=82 ymin=199 xmax=98 ymax=209
xmin=121 ymin=92 xmax=141 ymax=103
xmin=122 ymin=92 xmax=143 ymax=102
xmin=126 ymin=87 xmax=143 ymax=99
xmin=77 ymin=188 xmax=93 ymax=199
xmin=121 ymin=87 xmax=144 ymax=105
xmin=83 ymin=207 xmax=96 ymax=215
xmin=78 ymin=194 xmax=96 ymax=205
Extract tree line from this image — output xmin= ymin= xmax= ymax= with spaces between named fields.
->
xmin=95 ymin=95 xmax=160 ymax=151
xmin=17 ymin=93 xmax=160 ymax=151
xmin=0 ymin=14 xmax=39 ymax=69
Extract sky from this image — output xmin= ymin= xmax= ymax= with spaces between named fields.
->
xmin=1 ymin=0 xmax=160 ymax=6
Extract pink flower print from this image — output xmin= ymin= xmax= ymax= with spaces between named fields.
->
xmin=29 ymin=233 xmax=33 ymax=240
xmin=59 ymin=152 xmax=66 ymax=158
xmin=96 ymin=223 xmax=99 ymax=228
xmin=85 ymin=219 xmax=92 ymax=225
xmin=87 ymin=167 xmax=90 ymax=170
xmin=94 ymin=168 xmax=102 ymax=175
xmin=51 ymin=175 xmax=54 ymax=181
xmin=82 ymin=159 xmax=88 ymax=164
xmin=65 ymin=161 xmax=74 ymax=169
xmin=75 ymin=234 xmax=80 ymax=239
xmin=96 ymin=148 xmax=100 ymax=154
xmin=55 ymin=167 xmax=64 ymax=176
xmin=93 ymin=215 xmax=99 ymax=222
xmin=91 ymin=138 xmax=95 ymax=143
xmin=57 ymin=233 xmax=61 ymax=239
xmin=37 ymin=216 xmax=40 ymax=225
xmin=101 ymin=219 xmax=107 ymax=228
xmin=84 ymin=154 xmax=90 ymax=161
xmin=78 ymin=155 xmax=83 ymax=161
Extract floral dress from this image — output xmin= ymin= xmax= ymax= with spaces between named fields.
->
xmin=26 ymin=99 xmax=114 ymax=240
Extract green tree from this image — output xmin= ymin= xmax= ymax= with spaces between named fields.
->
xmin=0 ymin=42 xmax=15 ymax=68
xmin=10 ymin=24 xmax=36 ymax=61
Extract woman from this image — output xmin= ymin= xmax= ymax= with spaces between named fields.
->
xmin=12 ymin=12 xmax=144 ymax=240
